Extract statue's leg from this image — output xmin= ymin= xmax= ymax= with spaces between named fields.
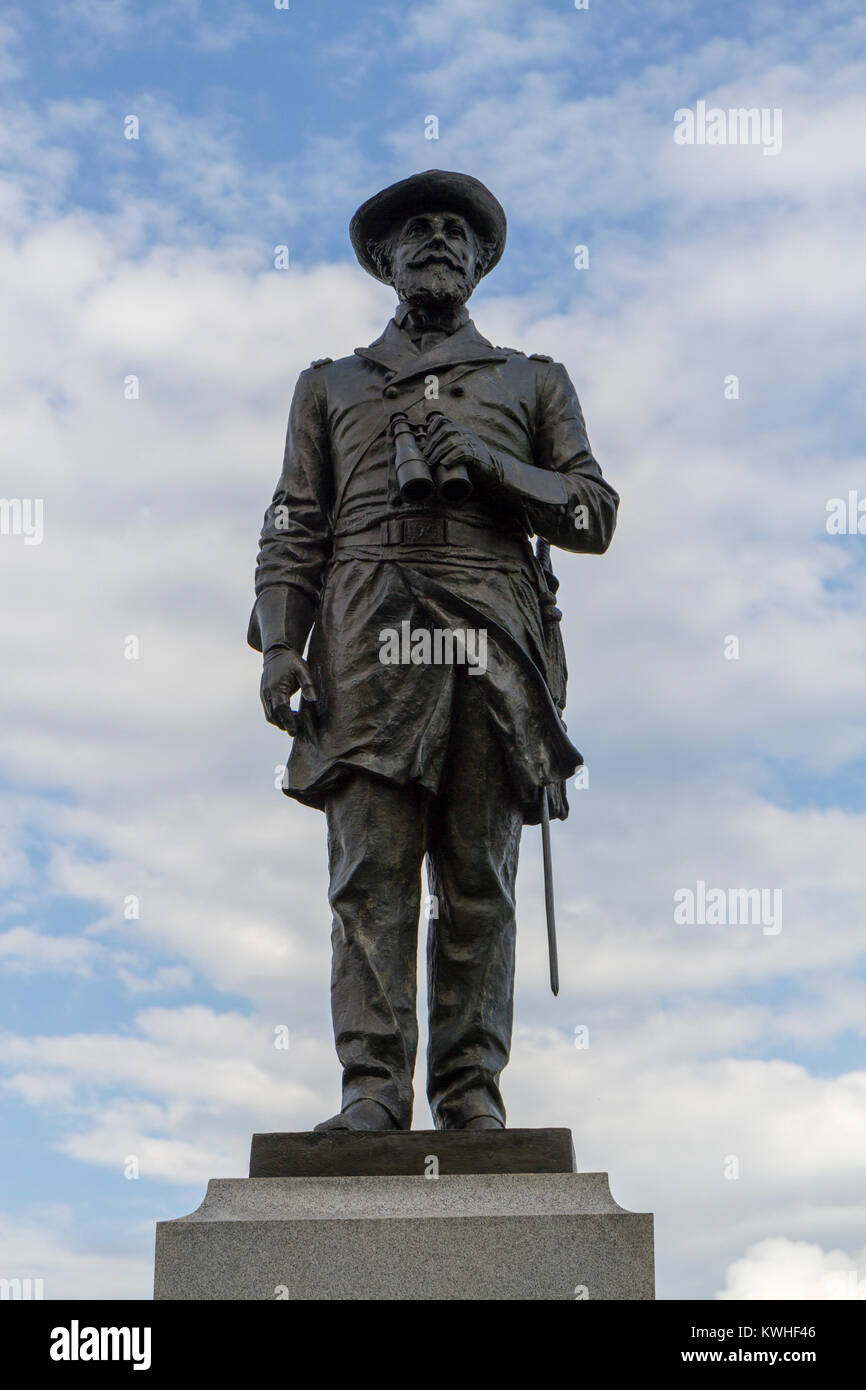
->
xmin=323 ymin=769 xmax=428 ymax=1131
xmin=425 ymin=675 xmax=524 ymax=1131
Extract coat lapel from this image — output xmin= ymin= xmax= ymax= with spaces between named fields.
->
xmin=355 ymin=317 xmax=508 ymax=385
xmin=353 ymin=318 xmax=419 ymax=375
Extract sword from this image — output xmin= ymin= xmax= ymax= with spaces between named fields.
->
xmin=534 ymin=535 xmax=560 ymax=997
xmin=540 ymin=785 xmax=559 ymax=996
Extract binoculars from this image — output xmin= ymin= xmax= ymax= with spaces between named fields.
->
xmin=390 ymin=410 xmax=473 ymax=505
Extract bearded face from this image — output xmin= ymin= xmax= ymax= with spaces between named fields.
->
xmin=387 ymin=210 xmax=480 ymax=308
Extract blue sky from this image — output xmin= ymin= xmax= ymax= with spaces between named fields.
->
xmin=1 ymin=0 xmax=865 ymax=1300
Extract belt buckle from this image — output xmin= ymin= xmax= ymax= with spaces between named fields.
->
xmin=403 ymin=517 xmax=444 ymax=545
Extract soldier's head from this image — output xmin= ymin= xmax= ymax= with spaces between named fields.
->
xmin=351 ymin=171 xmax=506 ymax=309
xmin=380 ymin=209 xmax=483 ymax=309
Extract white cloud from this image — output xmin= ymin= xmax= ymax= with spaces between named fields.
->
xmin=53 ymin=0 xmax=262 ymax=62
xmin=389 ymin=3 xmax=866 ymax=229
xmin=718 ymin=1237 xmax=866 ymax=1300
xmin=0 ymin=1208 xmax=153 ymax=1300
xmin=0 ymin=10 xmax=26 ymax=82
xmin=0 ymin=926 xmax=99 ymax=976
xmin=1 ymin=1005 xmax=342 ymax=1183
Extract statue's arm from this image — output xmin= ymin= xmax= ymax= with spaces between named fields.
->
xmin=522 ymin=359 xmax=619 ymax=554
xmin=247 ymin=368 xmax=333 ymax=655
xmin=424 ymin=359 xmax=618 ymax=554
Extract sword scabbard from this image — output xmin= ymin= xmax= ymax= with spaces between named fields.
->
xmin=540 ymin=786 xmax=559 ymax=996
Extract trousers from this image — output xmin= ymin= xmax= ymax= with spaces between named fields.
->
xmin=324 ymin=669 xmax=525 ymax=1129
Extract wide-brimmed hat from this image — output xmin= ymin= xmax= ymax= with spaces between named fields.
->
xmin=350 ymin=169 xmax=507 ymax=283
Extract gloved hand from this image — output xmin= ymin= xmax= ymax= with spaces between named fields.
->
xmin=425 ymin=412 xmax=570 ymax=509
xmin=260 ymin=646 xmax=317 ymax=735
xmin=252 ymin=586 xmax=318 ymax=734
xmin=422 ymin=412 xmax=499 ymax=483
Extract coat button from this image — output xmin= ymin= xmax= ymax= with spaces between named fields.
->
xmin=383 ymin=371 xmax=395 ymax=382
xmin=383 ymin=385 xmax=399 ymax=399
xmin=450 ymin=384 xmax=465 ymax=396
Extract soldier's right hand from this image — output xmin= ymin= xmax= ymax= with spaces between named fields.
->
xmin=260 ymin=648 xmax=317 ymax=735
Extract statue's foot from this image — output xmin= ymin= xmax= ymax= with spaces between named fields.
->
xmin=460 ymin=1115 xmax=504 ymax=1131
xmin=314 ymin=1099 xmax=399 ymax=1132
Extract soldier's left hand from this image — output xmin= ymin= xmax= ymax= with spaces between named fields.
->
xmin=423 ymin=413 xmax=499 ymax=482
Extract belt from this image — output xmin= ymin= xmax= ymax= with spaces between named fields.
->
xmin=333 ymin=515 xmax=530 ymax=561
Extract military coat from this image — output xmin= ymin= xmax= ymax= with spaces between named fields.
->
xmin=249 ymin=313 xmax=619 ymax=823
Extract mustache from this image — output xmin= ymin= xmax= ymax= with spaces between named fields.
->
xmin=406 ymin=249 xmax=465 ymax=272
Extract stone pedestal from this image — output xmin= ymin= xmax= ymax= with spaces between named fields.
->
xmin=154 ymin=1130 xmax=654 ymax=1301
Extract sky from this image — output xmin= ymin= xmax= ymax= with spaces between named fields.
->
xmin=1 ymin=0 xmax=865 ymax=1301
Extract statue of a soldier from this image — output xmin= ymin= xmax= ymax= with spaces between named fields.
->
xmin=249 ymin=171 xmax=618 ymax=1134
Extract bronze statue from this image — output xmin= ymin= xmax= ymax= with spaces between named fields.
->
xmin=249 ymin=170 xmax=618 ymax=1133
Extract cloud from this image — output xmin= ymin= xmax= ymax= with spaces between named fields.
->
xmin=53 ymin=0 xmax=262 ymax=62
xmin=0 ymin=1208 xmax=153 ymax=1300
xmin=388 ymin=1 xmax=866 ymax=232
xmin=0 ymin=10 xmax=26 ymax=82
xmin=1 ymin=1005 xmax=341 ymax=1183
xmin=0 ymin=927 xmax=99 ymax=976
xmin=718 ymin=1237 xmax=866 ymax=1300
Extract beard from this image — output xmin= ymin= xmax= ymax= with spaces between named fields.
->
xmin=393 ymin=259 xmax=474 ymax=309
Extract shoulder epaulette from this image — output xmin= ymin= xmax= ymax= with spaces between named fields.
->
xmin=310 ymin=357 xmax=333 ymax=369
xmin=529 ymin=352 xmax=554 ymax=362
xmin=495 ymin=346 xmax=525 ymax=355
